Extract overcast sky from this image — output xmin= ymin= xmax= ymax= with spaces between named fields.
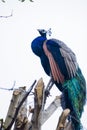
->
xmin=0 ymin=0 xmax=87 ymax=129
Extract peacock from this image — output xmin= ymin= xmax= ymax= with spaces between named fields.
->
xmin=31 ymin=29 xmax=86 ymax=130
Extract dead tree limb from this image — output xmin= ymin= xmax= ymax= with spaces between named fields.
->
xmin=31 ymin=78 xmax=44 ymax=130
xmin=42 ymin=96 xmax=61 ymax=125
xmin=56 ymin=109 xmax=70 ymax=130
xmin=0 ymin=10 xmax=13 ymax=18
xmin=4 ymin=80 xmax=36 ymax=130
xmin=4 ymin=88 xmax=22 ymax=130
xmin=0 ymin=81 xmax=16 ymax=91
xmin=13 ymin=87 xmax=28 ymax=130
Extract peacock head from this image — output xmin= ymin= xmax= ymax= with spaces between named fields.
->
xmin=37 ymin=29 xmax=47 ymax=38
xmin=37 ymin=28 xmax=52 ymax=38
xmin=31 ymin=28 xmax=51 ymax=57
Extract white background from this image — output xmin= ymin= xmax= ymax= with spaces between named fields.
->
xmin=0 ymin=0 xmax=87 ymax=129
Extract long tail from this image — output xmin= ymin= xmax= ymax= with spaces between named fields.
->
xmin=62 ymin=68 xmax=86 ymax=130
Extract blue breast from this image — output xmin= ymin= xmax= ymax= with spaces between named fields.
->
xmin=31 ymin=36 xmax=46 ymax=57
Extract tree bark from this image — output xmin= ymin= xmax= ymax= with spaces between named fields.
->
xmin=31 ymin=78 xmax=44 ymax=130
xmin=4 ymin=80 xmax=36 ymax=130
xmin=41 ymin=96 xmax=61 ymax=125
xmin=4 ymin=87 xmax=24 ymax=130
xmin=56 ymin=109 xmax=70 ymax=130
xmin=13 ymin=87 xmax=28 ymax=130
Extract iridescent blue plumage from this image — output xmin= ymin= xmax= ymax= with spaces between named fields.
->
xmin=31 ymin=29 xmax=86 ymax=130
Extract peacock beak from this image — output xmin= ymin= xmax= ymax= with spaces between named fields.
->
xmin=37 ymin=29 xmax=42 ymax=33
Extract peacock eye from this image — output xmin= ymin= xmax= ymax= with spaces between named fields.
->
xmin=42 ymin=30 xmax=46 ymax=33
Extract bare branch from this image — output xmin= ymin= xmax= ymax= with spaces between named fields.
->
xmin=1 ymin=0 xmax=34 ymax=2
xmin=0 ymin=81 xmax=16 ymax=91
xmin=41 ymin=96 xmax=61 ymax=125
xmin=0 ymin=10 xmax=13 ymax=18
xmin=5 ymin=80 xmax=36 ymax=130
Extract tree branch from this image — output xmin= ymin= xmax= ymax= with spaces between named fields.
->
xmin=1 ymin=0 xmax=34 ymax=2
xmin=56 ymin=109 xmax=70 ymax=130
xmin=0 ymin=81 xmax=16 ymax=91
xmin=41 ymin=96 xmax=61 ymax=125
xmin=0 ymin=10 xmax=13 ymax=18
xmin=31 ymin=78 xmax=44 ymax=130
xmin=5 ymin=80 xmax=36 ymax=130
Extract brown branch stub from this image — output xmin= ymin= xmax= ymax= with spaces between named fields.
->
xmin=32 ymin=78 xmax=45 ymax=130
xmin=13 ymin=87 xmax=28 ymax=130
xmin=56 ymin=109 xmax=70 ymax=130
xmin=4 ymin=88 xmax=22 ymax=130
xmin=34 ymin=78 xmax=44 ymax=107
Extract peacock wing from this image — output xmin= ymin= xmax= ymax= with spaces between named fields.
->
xmin=50 ymin=39 xmax=78 ymax=78
xmin=43 ymin=40 xmax=65 ymax=83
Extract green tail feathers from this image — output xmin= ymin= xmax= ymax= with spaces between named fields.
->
xmin=63 ymin=68 xmax=86 ymax=130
